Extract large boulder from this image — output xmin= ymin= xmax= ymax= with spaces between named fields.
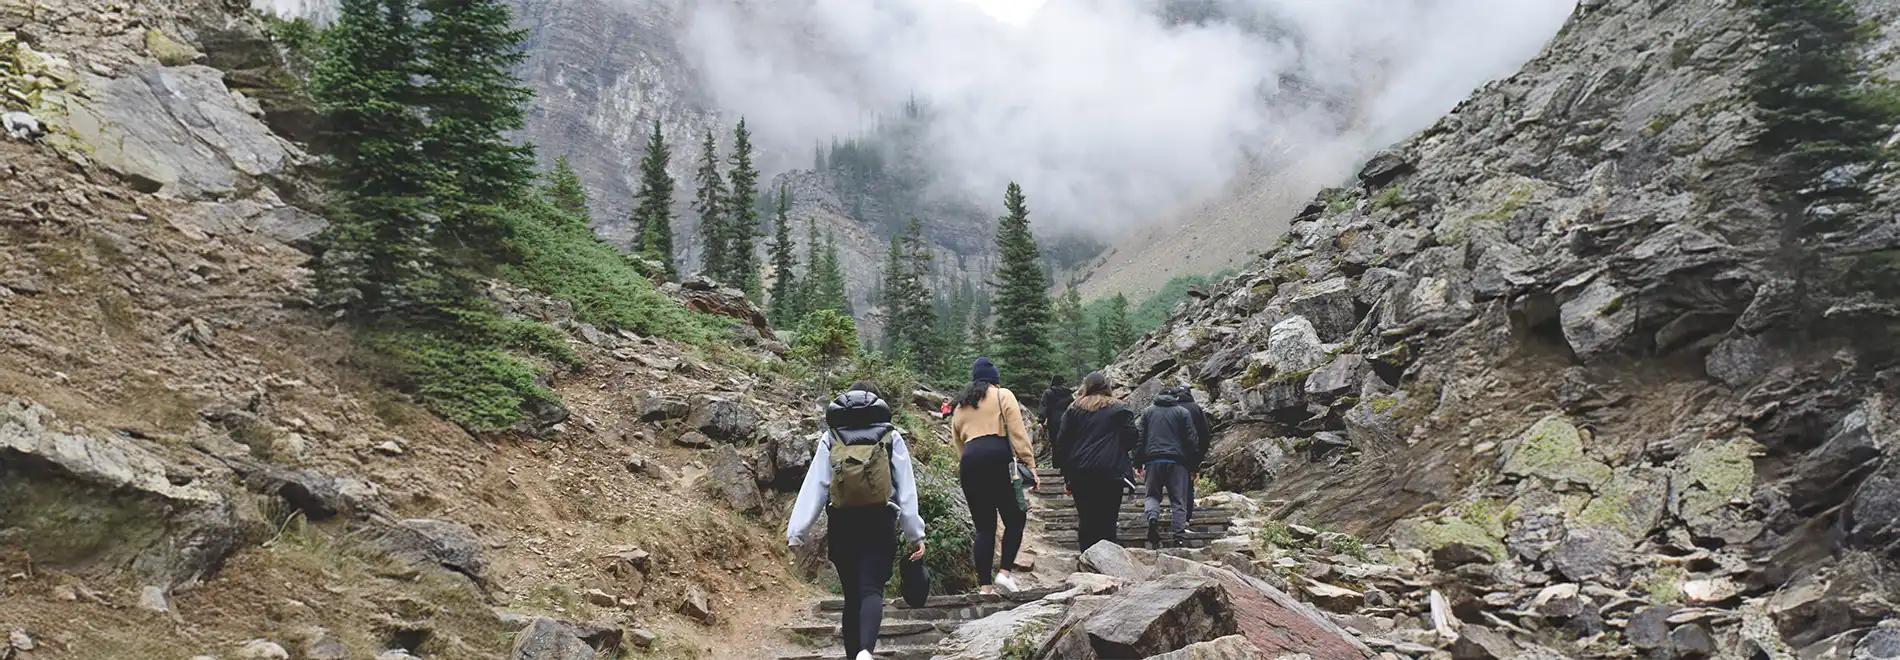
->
xmin=46 ymin=66 xmax=300 ymax=199
xmin=686 ymin=396 xmax=760 ymax=444
xmin=1286 ymin=278 xmax=1359 ymax=343
xmin=1671 ymin=439 xmax=1761 ymax=544
xmin=1557 ymin=275 xmax=1635 ymax=361
xmin=934 ymin=599 xmax=1069 ymax=660
xmin=509 ymin=618 xmax=594 ymax=660
xmin=1206 ymin=435 xmax=1292 ymax=492
xmin=1252 ymin=316 xmax=1327 ymax=377
xmin=1498 ymin=415 xmax=1612 ymax=490
xmin=0 ymin=398 xmax=244 ymax=588
xmin=1151 ymin=560 xmax=1372 ymax=660
xmin=226 ymin=459 xmax=382 ymax=521
xmin=373 ymin=519 xmax=486 ymax=584
xmin=675 ymin=276 xmax=772 ymax=338
xmin=708 ymin=445 xmax=764 ymax=514
xmin=768 ymin=431 xmax=818 ymax=491
xmin=636 ymin=392 xmax=691 ymax=422
xmin=1081 ymin=573 xmax=1237 ymax=657
xmin=1081 ymin=541 xmax=1154 ymax=582
xmin=1142 ymin=635 xmax=1268 ymax=660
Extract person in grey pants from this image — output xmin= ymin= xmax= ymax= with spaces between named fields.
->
xmin=1135 ymin=390 xmax=1203 ymax=548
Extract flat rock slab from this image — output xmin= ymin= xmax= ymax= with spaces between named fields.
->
xmin=1082 ymin=573 xmax=1236 ymax=657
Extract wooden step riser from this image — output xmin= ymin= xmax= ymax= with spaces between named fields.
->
xmin=815 ymin=588 xmax=1058 ymax=612
xmin=1042 ymin=523 xmax=1233 ymax=535
xmin=1037 ymin=511 xmax=1236 ymax=523
xmin=815 ymin=603 xmax=1015 ymax=623
xmin=778 ymin=647 xmax=935 ymax=660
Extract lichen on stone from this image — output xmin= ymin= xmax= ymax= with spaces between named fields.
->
xmin=1674 ymin=438 xmax=1756 ymax=528
xmin=144 ymin=28 xmax=202 ymax=67
xmin=1577 ymin=467 xmax=1669 ymax=538
xmin=1499 ymin=415 xmax=1613 ymax=490
xmin=1392 ymin=516 xmax=1508 ymax=563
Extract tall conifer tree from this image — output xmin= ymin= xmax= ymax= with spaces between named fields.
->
xmin=1095 ymin=293 xmax=1132 ymax=366
xmin=310 ymin=0 xmax=440 ymax=315
xmin=542 ymin=156 xmax=588 ymax=223
xmin=725 ymin=119 xmax=763 ymax=300
xmin=988 ymin=183 xmax=1054 ymax=393
xmin=812 ymin=230 xmax=852 ymax=316
xmin=768 ymin=184 xmax=800 ymax=326
xmin=417 ymin=0 xmax=535 ymax=251
xmin=692 ymin=129 xmax=727 ymax=280
xmin=632 ymin=120 xmax=677 ymax=276
xmin=1054 ymin=284 xmax=1092 ymax=380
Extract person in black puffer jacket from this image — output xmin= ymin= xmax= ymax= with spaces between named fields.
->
xmin=1053 ymin=372 xmax=1137 ymax=551
xmin=1136 ymin=389 xmax=1202 ymax=548
xmin=1167 ymin=386 xmax=1212 ymax=525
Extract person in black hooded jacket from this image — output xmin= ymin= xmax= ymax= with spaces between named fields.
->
xmin=1136 ymin=390 xmax=1202 ymax=548
xmin=1039 ymin=375 xmax=1074 ymax=458
xmin=1167 ymin=385 xmax=1212 ymax=525
xmin=1053 ymin=372 xmax=1137 ymax=551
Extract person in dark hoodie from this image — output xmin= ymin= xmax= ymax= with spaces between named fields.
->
xmin=1166 ymin=385 xmax=1213 ymax=524
xmin=1052 ymin=372 xmax=1137 ymax=551
xmin=1135 ymin=389 xmax=1202 ymax=548
xmin=1039 ymin=375 xmax=1074 ymax=460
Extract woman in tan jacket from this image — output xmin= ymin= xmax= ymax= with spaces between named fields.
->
xmin=949 ymin=357 xmax=1039 ymax=594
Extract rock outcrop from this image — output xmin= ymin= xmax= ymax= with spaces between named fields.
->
xmin=0 ymin=398 xmax=245 ymax=588
xmin=1105 ymin=0 xmax=1900 ymax=657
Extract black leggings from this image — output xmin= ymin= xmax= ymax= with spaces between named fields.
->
xmin=1068 ymin=468 xmax=1124 ymax=551
xmin=828 ymin=507 xmax=895 ymax=657
xmin=960 ymin=436 xmax=1026 ymax=585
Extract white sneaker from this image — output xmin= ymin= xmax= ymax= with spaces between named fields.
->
xmin=856 ymin=651 xmax=874 ymax=660
xmin=993 ymin=572 xmax=1021 ymax=593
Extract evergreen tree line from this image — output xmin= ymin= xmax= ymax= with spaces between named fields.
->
xmin=307 ymin=0 xmax=717 ymax=430
xmin=863 ymin=183 xmax=1217 ymax=391
xmin=686 ymin=121 xmax=768 ymax=300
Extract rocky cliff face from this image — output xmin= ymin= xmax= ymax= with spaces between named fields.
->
xmin=1110 ymin=0 xmax=1900 ymax=655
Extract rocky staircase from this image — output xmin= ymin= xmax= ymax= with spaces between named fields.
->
xmin=1029 ymin=468 xmax=1237 ymax=549
xmin=776 ymin=589 xmax=1061 ymax=660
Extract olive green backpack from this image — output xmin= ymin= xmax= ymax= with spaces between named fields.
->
xmin=828 ymin=428 xmax=895 ymax=508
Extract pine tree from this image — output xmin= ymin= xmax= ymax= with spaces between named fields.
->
xmin=417 ymin=0 xmax=535 ymax=251
xmin=724 ymin=119 xmax=763 ymax=300
xmin=310 ymin=0 xmax=440 ymax=315
xmin=542 ymin=156 xmax=588 ymax=223
xmin=796 ymin=216 xmax=822 ymax=318
xmin=987 ymin=183 xmax=1054 ymax=393
xmin=631 ymin=120 xmax=677 ymax=277
xmin=876 ymin=217 xmax=938 ymax=373
xmin=812 ymin=229 xmax=852 ymax=316
xmin=1096 ymin=293 xmax=1132 ymax=366
xmin=692 ymin=129 xmax=727 ymax=281
xmin=767 ymin=184 xmax=800 ymax=326
xmin=968 ymin=308 xmax=992 ymax=365
xmin=1054 ymin=284 xmax=1092 ymax=380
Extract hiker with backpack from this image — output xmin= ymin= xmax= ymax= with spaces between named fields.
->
xmin=1135 ymin=388 xmax=1203 ymax=549
xmin=1052 ymin=372 xmax=1137 ymax=551
xmin=949 ymin=357 xmax=1038 ymax=594
xmin=787 ymin=384 xmax=927 ymax=660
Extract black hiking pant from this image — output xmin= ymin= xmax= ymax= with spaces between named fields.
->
xmin=828 ymin=506 xmax=896 ymax=657
xmin=959 ymin=436 xmax=1025 ymax=585
xmin=1144 ymin=461 xmax=1194 ymax=538
xmin=1068 ymin=468 xmax=1125 ymax=551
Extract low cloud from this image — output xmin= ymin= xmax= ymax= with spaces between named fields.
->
xmin=681 ymin=0 xmax=1578 ymax=230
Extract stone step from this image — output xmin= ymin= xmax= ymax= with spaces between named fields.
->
xmin=782 ymin=620 xmax=954 ymax=643
xmin=1037 ymin=508 xmax=1236 ymax=523
xmin=1041 ymin=520 xmax=1234 ymax=535
xmin=777 ymin=645 xmax=936 ymax=660
xmin=814 ymin=588 xmax=1059 ymax=613
xmin=815 ymin=601 xmax=1018 ymax=622
xmin=1051 ymin=530 xmax=1229 ymax=545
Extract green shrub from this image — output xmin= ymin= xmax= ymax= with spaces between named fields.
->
xmin=1325 ymin=533 xmax=1369 ymax=560
xmin=501 ymin=199 xmax=727 ymax=345
xmin=913 ymin=461 xmax=977 ymax=594
xmin=1000 ymin=623 xmax=1045 ymax=660
xmin=791 ymin=309 xmax=861 ymax=366
xmin=373 ymin=330 xmax=557 ymax=432
xmin=1253 ymin=519 xmax=1294 ymax=549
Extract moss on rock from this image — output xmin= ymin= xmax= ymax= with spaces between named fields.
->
xmin=1674 ymin=439 xmax=1757 ymax=538
xmin=1393 ymin=516 xmax=1508 ymax=563
xmin=1500 ymin=415 xmax=1613 ymax=489
xmin=1577 ymin=467 xmax=1669 ymax=538
xmin=144 ymin=29 xmax=202 ymax=66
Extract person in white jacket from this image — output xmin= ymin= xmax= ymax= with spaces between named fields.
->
xmin=787 ymin=383 xmax=926 ymax=660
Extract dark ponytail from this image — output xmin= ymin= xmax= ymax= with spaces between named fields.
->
xmin=956 ymin=380 xmax=991 ymax=409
